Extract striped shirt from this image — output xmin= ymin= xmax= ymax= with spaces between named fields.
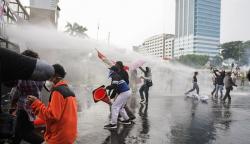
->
xmin=11 ymin=80 xmax=44 ymax=121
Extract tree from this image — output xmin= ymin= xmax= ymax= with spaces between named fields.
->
xmin=210 ymin=55 xmax=223 ymax=66
xmin=221 ymin=41 xmax=250 ymax=65
xmin=178 ymin=54 xmax=209 ymax=68
xmin=221 ymin=41 xmax=243 ymax=61
xmin=240 ymin=40 xmax=250 ymax=65
xmin=65 ymin=22 xmax=88 ymax=38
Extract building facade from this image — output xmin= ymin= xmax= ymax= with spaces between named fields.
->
xmin=135 ymin=34 xmax=175 ymax=60
xmin=174 ymin=0 xmax=221 ymax=57
xmin=29 ymin=0 xmax=60 ymax=26
xmin=164 ymin=37 xmax=175 ymax=60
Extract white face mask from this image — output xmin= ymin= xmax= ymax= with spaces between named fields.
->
xmin=44 ymin=80 xmax=54 ymax=91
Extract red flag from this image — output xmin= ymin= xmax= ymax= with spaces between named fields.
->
xmin=97 ymin=50 xmax=106 ymax=60
xmin=95 ymin=49 xmax=113 ymax=67
xmin=95 ymin=49 xmax=129 ymax=71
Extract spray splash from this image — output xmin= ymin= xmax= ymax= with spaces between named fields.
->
xmin=5 ymin=24 xmax=214 ymax=110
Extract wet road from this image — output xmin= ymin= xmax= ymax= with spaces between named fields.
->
xmin=76 ymin=92 xmax=250 ymax=144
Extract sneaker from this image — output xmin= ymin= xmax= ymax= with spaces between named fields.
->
xmin=119 ymin=119 xmax=132 ymax=125
xmin=104 ymin=124 xmax=117 ymax=129
xmin=129 ymin=116 xmax=136 ymax=121
xmin=140 ymin=100 xmax=145 ymax=103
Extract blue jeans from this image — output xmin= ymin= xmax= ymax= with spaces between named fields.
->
xmin=215 ymin=84 xmax=223 ymax=98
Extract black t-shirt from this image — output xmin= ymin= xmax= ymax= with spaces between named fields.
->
xmin=0 ymin=48 xmax=36 ymax=81
xmin=118 ymin=70 xmax=129 ymax=85
xmin=193 ymin=75 xmax=197 ymax=83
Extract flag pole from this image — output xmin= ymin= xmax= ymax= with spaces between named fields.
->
xmin=107 ymin=32 xmax=110 ymax=48
xmin=97 ymin=22 xmax=100 ymax=40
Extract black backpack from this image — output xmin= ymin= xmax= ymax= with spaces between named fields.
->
xmin=146 ymin=80 xmax=153 ymax=87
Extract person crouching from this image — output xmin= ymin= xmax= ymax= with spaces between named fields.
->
xmin=104 ymin=66 xmax=132 ymax=129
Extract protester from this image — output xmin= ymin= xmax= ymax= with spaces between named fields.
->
xmin=27 ymin=64 xmax=77 ymax=144
xmin=185 ymin=72 xmax=199 ymax=95
xmin=240 ymin=72 xmax=245 ymax=86
xmin=104 ymin=66 xmax=132 ymax=129
xmin=211 ymin=70 xmax=217 ymax=96
xmin=0 ymin=48 xmax=54 ymax=112
xmin=115 ymin=61 xmax=136 ymax=120
xmin=139 ymin=67 xmax=152 ymax=104
xmin=11 ymin=50 xmax=44 ymax=144
xmin=214 ymin=69 xmax=225 ymax=98
xmin=223 ymin=72 xmax=237 ymax=102
xmin=115 ymin=61 xmax=129 ymax=84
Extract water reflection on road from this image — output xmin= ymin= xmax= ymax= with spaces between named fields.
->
xmin=77 ymin=92 xmax=250 ymax=144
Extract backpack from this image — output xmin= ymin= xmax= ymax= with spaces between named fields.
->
xmin=146 ymin=80 xmax=153 ymax=87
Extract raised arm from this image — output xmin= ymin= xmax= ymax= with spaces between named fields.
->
xmin=139 ymin=67 xmax=146 ymax=73
xmin=213 ymin=70 xmax=218 ymax=76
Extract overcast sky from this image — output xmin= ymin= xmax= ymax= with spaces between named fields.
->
xmin=57 ymin=0 xmax=250 ymax=49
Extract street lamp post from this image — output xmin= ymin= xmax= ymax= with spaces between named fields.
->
xmin=179 ymin=48 xmax=184 ymax=56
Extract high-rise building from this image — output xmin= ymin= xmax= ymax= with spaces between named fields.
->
xmin=174 ymin=0 xmax=221 ymax=57
xmin=134 ymin=34 xmax=175 ymax=60
xmin=29 ymin=0 xmax=60 ymax=27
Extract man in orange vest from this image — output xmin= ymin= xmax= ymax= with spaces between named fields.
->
xmin=27 ymin=64 xmax=77 ymax=144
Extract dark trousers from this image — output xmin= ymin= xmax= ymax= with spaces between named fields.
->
xmin=12 ymin=110 xmax=44 ymax=144
xmin=187 ymin=83 xmax=199 ymax=95
xmin=139 ymin=84 xmax=149 ymax=102
xmin=211 ymin=84 xmax=216 ymax=95
xmin=223 ymin=88 xmax=231 ymax=101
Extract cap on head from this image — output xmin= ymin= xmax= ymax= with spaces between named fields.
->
xmin=53 ymin=64 xmax=66 ymax=78
xmin=194 ymin=71 xmax=198 ymax=75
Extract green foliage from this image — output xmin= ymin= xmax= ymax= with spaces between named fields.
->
xmin=178 ymin=54 xmax=209 ymax=68
xmin=221 ymin=41 xmax=243 ymax=60
xmin=210 ymin=55 xmax=223 ymax=66
xmin=221 ymin=40 xmax=250 ymax=65
xmin=65 ymin=22 xmax=88 ymax=38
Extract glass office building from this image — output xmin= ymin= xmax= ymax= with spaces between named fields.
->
xmin=174 ymin=0 xmax=221 ymax=57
